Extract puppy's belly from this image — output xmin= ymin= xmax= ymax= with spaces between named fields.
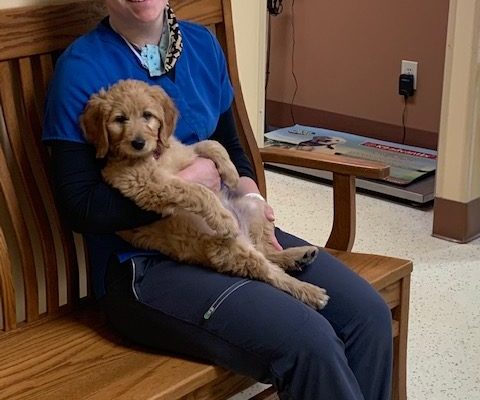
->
xmin=220 ymin=193 xmax=265 ymax=237
xmin=117 ymin=209 xmax=229 ymax=263
xmin=117 ymin=196 xmax=266 ymax=263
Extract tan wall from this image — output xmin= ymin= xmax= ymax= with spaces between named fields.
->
xmin=436 ymin=0 xmax=480 ymax=203
xmin=266 ymin=0 xmax=450 ymax=147
xmin=231 ymin=0 xmax=267 ymax=142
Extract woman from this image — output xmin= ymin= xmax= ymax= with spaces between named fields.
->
xmin=43 ymin=1 xmax=393 ymax=399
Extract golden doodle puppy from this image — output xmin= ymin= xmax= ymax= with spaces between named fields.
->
xmin=81 ymin=79 xmax=329 ymax=309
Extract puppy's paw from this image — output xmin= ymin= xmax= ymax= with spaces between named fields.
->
xmin=296 ymin=282 xmax=329 ymax=310
xmin=295 ymin=246 xmax=319 ymax=269
xmin=220 ymin=165 xmax=240 ymax=190
xmin=273 ymin=246 xmax=320 ymax=272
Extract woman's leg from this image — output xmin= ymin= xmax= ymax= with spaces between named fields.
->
xmin=102 ymin=228 xmax=391 ymax=400
xmin=275 ymin=229 xmax=393 ymax=400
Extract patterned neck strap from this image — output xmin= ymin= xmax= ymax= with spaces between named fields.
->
xmin=111 ymin=4 xmax=182 ymax=75
xmin=164 ymin=4 xmax=183 ymax=73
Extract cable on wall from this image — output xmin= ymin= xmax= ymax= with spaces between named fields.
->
xmin=401 ymin=96 xmax=408 ymax=144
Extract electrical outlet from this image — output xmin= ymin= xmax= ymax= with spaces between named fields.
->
xmin=401 ymin=60 xmax=418 ymax=90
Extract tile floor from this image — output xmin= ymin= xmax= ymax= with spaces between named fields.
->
xmin=229 ymin=169 xmax=480 ymax=400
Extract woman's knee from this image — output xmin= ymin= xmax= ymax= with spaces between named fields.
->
xmin=342 ymin=289 xmax=392 ymax=346
xmin=364 ymin=291 xmax=392 ymax=336
xmin=271 ymin=313 xmax=347 ymax=375
xmin=270 ymin=314 xmax=365 ymax=400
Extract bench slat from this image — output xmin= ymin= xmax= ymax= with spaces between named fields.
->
xmin=0 ymin=122 xmax=39 ymax=323
xmin=18 ymin=56 xmax=61 ymax=314
xmin=0 ymin=226 xmax=16 ymax=331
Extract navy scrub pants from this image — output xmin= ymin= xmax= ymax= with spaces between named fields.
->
xmin=102 ymin=229 xmax=393 ymax=400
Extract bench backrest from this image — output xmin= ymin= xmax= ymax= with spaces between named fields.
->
xmin=0 ymin=0 xmax=264 ymax=334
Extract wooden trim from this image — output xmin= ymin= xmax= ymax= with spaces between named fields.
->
xmin=433 ymin=196 xmax=480 ymax=243
xmin=266 ymin=100 xmax=438 ymax=150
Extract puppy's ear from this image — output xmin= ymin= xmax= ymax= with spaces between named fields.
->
xmin=151 ymin=86 xmax=178 ymax=147
xmin=80 ymin=90 xmax=111 ymax=158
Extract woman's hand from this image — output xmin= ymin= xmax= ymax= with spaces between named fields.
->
xmin=176 ymin=157 xmax=221 ymax=192
xmin=263 ymin=202 xmax=283 ymax=251
xmin=177 ymin=168 xmax=283 ymax=250
xmin=234 ymin=176 xmax=283 ymax=251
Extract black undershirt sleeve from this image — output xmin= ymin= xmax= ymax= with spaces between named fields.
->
xmin=48 ymin=140 xmax=160 ymax=234
xmin=47 ymin=106 xmax=254 ymax=234
xmin=210 ymin=107 xmax=256 ymax=181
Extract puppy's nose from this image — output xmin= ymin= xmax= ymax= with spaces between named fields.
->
xmin=131 ymin=138 xmax=145 ymax=150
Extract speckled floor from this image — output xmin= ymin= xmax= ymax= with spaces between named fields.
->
xmin=228 ymin=169 xmax=480 ymax=400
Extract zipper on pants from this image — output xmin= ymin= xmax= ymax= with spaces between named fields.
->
xmin=203 ymin=279 xmax=251 ymax=320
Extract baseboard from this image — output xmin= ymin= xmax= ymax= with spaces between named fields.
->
xmin=265 ymin=100 xmax=438 ymax=150
xmin=433 ymin=196 xmax=480 ymax=243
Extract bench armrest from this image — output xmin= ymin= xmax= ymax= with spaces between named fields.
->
xmin=259 ymin=147 xmax=389 ymax=179
xmin=259 ymin=147 xmax=390 ymax=251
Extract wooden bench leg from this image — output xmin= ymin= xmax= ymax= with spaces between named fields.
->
xmin=392 ymin=275 xmax=411 ymax=400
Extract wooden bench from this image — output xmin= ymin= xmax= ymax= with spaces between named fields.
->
xmin=0 ymin=1 xmax=412 ymax=399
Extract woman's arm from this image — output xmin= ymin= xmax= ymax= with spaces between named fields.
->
xmin=177 ymin=107 xmax=255 ymax=193
xmin=48 ymin=140 xmax=159 ymax=234
xmin=209 ymin=107 xmax=282 ymax=250
xmin=209 ymin=107 xmax=255 ymax=181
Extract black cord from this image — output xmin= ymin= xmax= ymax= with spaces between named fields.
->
xmin=265 ymin=15 xmax=272 ymax=92
xmin=401 ymin=95 xmax=408 ymax=144
xmin=267 ymin=0 xmax=283 ymax=16
xmin=290 ymin=0 xmax=298 ymax=125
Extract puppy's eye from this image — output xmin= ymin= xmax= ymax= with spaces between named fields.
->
xmin=114 ymin=115 xmax=129 ymax=123
xmin=143 ymin=111 xmax=153 ymax=120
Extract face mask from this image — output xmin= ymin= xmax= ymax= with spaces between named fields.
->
xmin=140 ymin=44 xmax=163 ymax=77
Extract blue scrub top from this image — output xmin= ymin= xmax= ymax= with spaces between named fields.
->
xmin=43 ymin=18 xmax=234 ymax=297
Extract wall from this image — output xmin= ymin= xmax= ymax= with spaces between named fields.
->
xmin=433 ymin=0 xmax=480 ymax=242
xmin=231 ymin=0 xmax=267 ymax=142
xmin=266 ymin=0 xmax=450 ymax=149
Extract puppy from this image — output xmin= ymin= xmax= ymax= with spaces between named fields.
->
xmin=81 ymin=79 xmax=328 ymax=310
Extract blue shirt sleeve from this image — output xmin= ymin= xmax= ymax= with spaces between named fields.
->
xmin=43 ymin=52 xmax=91 ymax=143
xmin=208 ymin=28 xmax=235 ymax=114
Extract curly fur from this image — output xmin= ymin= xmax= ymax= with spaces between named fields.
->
xmin=80 ymin=79 xmax=328 ymax=309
